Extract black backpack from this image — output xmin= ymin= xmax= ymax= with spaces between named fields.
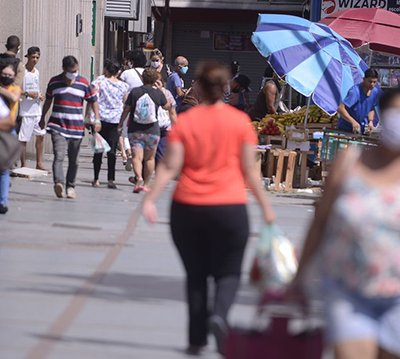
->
xmin=0 ymin=53 xmax=20 ymax=73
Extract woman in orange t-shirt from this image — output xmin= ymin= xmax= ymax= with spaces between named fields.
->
xmin=143 ymin=61 xmax=275 ymax=355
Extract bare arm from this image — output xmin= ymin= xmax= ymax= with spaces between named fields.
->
xmin=241 ymin=143 xmax=276 ymax=223
xmin=117 ymin=105 xmax=131 ymax=131
xmin=39 ymin=98 xmax=53 ymax=129
xmin=176 ymin=87 xmax=185 ymax=98
xmin=367 ymin=110 xmax=375 ymax=130
xmin=0 ymin=114 xmax=13 ymax=131
xmin=0 ymin=86 xmax=21 ymax=103
xmin=264 ymin=83 xmax=277 ymax=114
xmin=143 ymin=142 xmax=184 ymax=223
xmin=168 ymin=106 xmax=178 ymax=126
xmin=88 ymin=101 xmax=101 ymax=132
xmin=337 ymin=103 xmax=360 ymax=132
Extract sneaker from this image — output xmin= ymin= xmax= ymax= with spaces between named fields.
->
xmin=208 ymin=315 xmax=227 ymax=355
xmin=66 ymin=187 xmax=77 ymax=199
xmin=54 ymin=183 xmax=64 ymax=198
xmin=125 ymin=157 xmax=132 ymax=171
xmin=0 ymin=204 xmax=8 ymax=214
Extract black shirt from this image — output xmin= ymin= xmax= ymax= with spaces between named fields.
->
xmin=126 ymin=85 xmax=167 ymax=135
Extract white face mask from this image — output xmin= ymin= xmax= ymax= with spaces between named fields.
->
xmin=151 ymin=61 xmax=161 ymax=69
xmin=65 ymin=71 xmax=79 ymax=80
xmin=380 ymin=108 xmax=400 ymax=151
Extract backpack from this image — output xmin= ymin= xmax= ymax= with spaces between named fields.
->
xmin=0 ymin=53 xmax=20 ymax=73
xmin=134 ymin=89 xmax=158 ymax=124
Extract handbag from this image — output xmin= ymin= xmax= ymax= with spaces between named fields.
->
xmin=0 ymin=131 xmax=20 ymax=171
xmin=225 ymin=305 xmax=324 ymax=359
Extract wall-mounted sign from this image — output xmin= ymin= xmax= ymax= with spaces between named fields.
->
xmin=321 ymin=0 xmax=400 ymax=18
xmin=214 ymin=32 xmax=256 ymax=52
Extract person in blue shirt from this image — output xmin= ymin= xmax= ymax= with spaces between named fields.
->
xmin=337 ymin=68 xmax=381 ymax=135
xmin=167 ymin=56 xmax=189 ymax=113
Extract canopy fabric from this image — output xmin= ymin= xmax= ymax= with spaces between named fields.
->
xmin=320 ymin=8 xmax=400 ymax=56
xmin=252 ymin=14 xmax=368 ymax=116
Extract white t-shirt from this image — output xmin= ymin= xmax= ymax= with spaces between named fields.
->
xmin=120 ymin=67 xmax=144 ymax=92
xmin=0 ymin=96 xmax=10 ymax=119
xmin=20 ymin=68 xmax=42 ymax=117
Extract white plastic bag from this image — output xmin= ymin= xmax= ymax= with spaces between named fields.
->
xmin=250 ymin=224 xmax=298 ymax=293
xmin=91 ymin=133 xmax=111 ymax=154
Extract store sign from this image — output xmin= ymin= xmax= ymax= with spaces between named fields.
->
xmin=321 ymin=0 xmax=400 ymax=17
xmin=214 ymin=33 xmax=256 ymax=52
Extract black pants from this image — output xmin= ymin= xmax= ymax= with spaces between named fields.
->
xmin=93 ymin=122 xmax=119 ymax=181
xmin=170 ymin=201 xmax=249 ymax=346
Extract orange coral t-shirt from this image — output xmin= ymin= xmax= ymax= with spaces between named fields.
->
xmin=168 ymin=103 xmax=257 ymax=205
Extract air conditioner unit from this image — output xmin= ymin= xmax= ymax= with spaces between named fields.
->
xmin=105 ymin=0 xmax=139 ymax=19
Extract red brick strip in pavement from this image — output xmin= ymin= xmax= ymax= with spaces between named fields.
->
xmin=26 ymin=200 xmax=144 ymax=359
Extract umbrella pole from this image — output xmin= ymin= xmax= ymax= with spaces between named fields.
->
xmin=304 ymin=96 xmax=311 ymax=127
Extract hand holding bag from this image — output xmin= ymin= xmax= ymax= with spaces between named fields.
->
xmin=91 ymin=133 xmax=111 ymax=154
xmin=0 ymin=131 xmax=20 ymax=171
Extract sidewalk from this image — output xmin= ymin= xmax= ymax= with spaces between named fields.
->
xmin=0 ymin=146 xmax=315 ymax=359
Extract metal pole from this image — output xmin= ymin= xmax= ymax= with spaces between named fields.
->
xmin=304 ymin=96 xmax=311 ymax=126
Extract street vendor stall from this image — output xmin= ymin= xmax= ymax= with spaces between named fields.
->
xmin=251 ymin=14 xmax=368 ymax=191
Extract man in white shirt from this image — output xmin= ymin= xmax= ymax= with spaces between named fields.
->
xmin=119 ymin=49 xmax=146 ymax=91
xmin=18 ymin=47 xmax=46 ymax=169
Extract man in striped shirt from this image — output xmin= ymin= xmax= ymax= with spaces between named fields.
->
xmin=40 ymin=55 xmax=101 ymax=199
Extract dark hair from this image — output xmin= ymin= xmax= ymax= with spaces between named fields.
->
xmin=364 ymin=68 xmax=379 ymax=79
xmin=196 ymin=61 xmax=229 ymax=104
xmin=142 ymin=68 xmax=159 ymax=85
xmin=264 ymin=64 xmax=274 ymax=78
xmin=379 ymin=88 xmax=400 ymax=112
xmin=26 ymin=46 xmax=40 ymax=56
xmin=0 ymin=61 xmax=16 ymax=75
xmin=62 ymin=55 xmax=79 ymax=69
xmin=104 ymin=59 xmax=121 ymax=76
xmin=5 ymin=35 xmax=20 ymax=51
xmin=129 ymin=49 xmax=147 ymax=68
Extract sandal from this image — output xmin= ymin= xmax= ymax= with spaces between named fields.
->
xmin=133 ymin=178 xmax=144 ymax=193
xmin=107 ymin=181 xmax=117 ymax=189
xmin=92 ymin=180 xmax=100 ymax=188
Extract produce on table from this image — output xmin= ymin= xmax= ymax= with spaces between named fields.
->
xmin=253 ymin=105 xmax=338 ymax=135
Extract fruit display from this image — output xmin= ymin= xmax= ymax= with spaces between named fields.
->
xmin=256 ymin=105 xmax=338 ymax=134
xmin=259 ymin=118 xmax=281 ymax=136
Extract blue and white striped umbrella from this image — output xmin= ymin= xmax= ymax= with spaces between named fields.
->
xmin=252 ymin=14 xmax=368 ymax=115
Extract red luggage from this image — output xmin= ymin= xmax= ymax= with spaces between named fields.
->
xmin=225 ymin=306 xmax=324 ymax=359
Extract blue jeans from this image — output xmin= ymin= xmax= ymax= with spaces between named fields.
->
xmin=0 ymin=169 xmax=10 ymax=206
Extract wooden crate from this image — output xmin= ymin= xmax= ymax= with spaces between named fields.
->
xmin=266 ymin=149 xmax=297 ymax=192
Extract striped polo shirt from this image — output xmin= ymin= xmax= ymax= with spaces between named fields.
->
xmin=46 ymin=74 xmax=97 ymax=139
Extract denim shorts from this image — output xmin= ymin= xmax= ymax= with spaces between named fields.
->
xmin=323 ymin=279 xmax=400 ymax=355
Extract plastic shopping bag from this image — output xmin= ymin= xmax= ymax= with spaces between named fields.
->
xmin=91 ymin=133 xmax=111 ymax=154
xmin=250 ymin=224 xmax=298 ymax=293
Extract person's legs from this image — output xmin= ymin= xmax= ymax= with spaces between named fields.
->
xmin=129 ymin=132 xmax=145 ymax=185
xmin=155 ymin=131 xmax=168 ymax=167
xmin=51 ymin=131 xmax=66 ymax=185
xmin=66 ymin=137 xmax=82 ymax=189
xmin=18 ymin=116 xmax=34 ymax=167
xmin=35 ymin=135 xmax=45 ymax=169
xmin=20 ymin=142 xmax=27 ymax=167
xmin=93 ymin=152 xmax=102 ymax=184
xmin=170 ymin=202 xmax=209 ymax=348
xmin=106 ymin=123 xmax=119 ymax=183
xmin=143 ymin=134 xmax=160 ymax=188
xmin=0 ymin=170 xmax=10 ymax=212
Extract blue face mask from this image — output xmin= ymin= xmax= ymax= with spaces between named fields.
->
xmin=180 ymin=66 xmax=189 ymax=75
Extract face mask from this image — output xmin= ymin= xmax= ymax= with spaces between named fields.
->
xmin=180 ymin=66 xmax=189 ymax=75
xmin=380 ymin=108 xmax=400 ymax=151
xmin=151 ymin=61 xmax=161 ymax=69
xmin=65 ymin=71 xmax=79 ymax=80
xmin=0 ymin=75 xmax=14 ymax=86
